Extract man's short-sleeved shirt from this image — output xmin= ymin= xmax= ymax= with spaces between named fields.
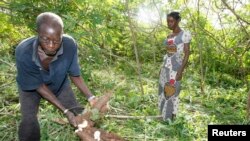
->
xmin=15 ymin=34 xmax=81 ymax=95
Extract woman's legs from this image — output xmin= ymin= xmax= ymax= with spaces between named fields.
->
xmin=160 ymin=81 xmax=181 ymax=121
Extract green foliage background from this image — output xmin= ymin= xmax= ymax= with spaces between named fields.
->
xmin=0 ymin=0 xmax=249 ymax=140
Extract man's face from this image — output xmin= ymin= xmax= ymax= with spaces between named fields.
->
xmin=167 ymin=16 xmax=179 ymax=30
xmin=38 ymin=24 xmax=62 ymax=55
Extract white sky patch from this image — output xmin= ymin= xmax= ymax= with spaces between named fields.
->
xmin=136 ymin=0 xmax=249 ymax=29
xmin=136 ymin=5 xmax=160 ymax=26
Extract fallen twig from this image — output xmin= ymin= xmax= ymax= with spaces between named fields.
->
xmin=51 ymin=118 xmax=68 ymax=125
xmin=123 ymin=135 xmax=164 ymax=140
xmin=0 ymin=58 xmax=16 ymax=68
xmin=105 ymin=115 xmax=162 ymax=119
xmin=0 ymin=80 xmax=16 ymax=90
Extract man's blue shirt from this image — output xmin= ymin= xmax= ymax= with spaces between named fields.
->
xmin=15 ymin=34 xmax=81 ymax=95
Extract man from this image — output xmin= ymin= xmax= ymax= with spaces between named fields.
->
xmin=15 ymin=12 xmax=97 ymax=141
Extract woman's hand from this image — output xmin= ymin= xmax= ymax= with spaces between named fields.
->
xmin=175 ymin=71 xmax=183 ymax=81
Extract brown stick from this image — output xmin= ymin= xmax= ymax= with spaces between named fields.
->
xmin=221 ymin=0 xmax=250 ymax=25
xmin=105 ymin=115 xmax=162 ymax=119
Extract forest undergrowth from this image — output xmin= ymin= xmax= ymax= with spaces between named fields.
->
xmin=0 ymin=55 xmax=248 ymax=141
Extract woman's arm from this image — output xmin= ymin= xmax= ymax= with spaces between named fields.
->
xmin=175 ymin=43 xmax=190 ymax=81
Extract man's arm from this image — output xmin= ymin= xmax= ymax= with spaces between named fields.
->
xmin=176 ymin=43 xmax=190 ymax=81
xmin=70 ymin=76 xmax=96 ymax=106
xmin=36 ymin=84 xmax=77 ymax=127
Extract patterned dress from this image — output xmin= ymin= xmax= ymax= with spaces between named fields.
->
xmin=158 ymin=30 xmax=192 ymax=120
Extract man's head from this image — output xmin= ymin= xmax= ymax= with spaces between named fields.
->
xmin=167 ymin=12 xmax=181 ymax=30
xmin=36 ymin=12 xmax=64 ymax=56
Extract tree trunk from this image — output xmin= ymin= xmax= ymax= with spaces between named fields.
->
xmin=247 ymin=90 xmax=250 ymax=118
xmin=125 ymin=0 xmax=144 ymax=95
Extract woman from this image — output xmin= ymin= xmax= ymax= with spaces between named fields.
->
xmin=158 ymin=12 xmax=191 ymax=121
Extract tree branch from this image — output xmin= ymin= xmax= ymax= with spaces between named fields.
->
xmin=221 ymin=0 xmax=250 ymax=25
xmin=0 ymin=58 xmax=15 ymax=68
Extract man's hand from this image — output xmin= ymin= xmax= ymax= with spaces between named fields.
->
xmin=175 ymin=71 xmax=183 ymax=81
xmin=89 ymin=97 xmax=98 ymax=107
xmin=65 ymin=111 xmax=77 ymax=127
